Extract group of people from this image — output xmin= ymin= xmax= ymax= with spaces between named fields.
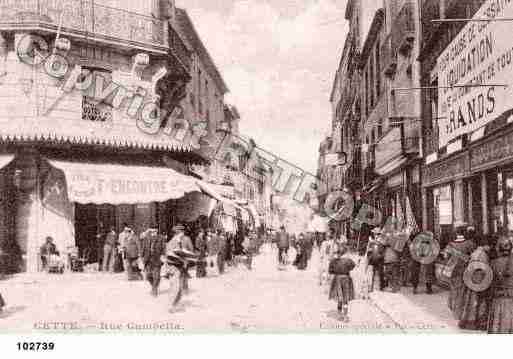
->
xmin=442 ymin=224 xmax=513 ymax=334
xmin=353 ymin=221 xmax=513 ymax=333
xmin=114 ymin=223 xmax=262 ymax=311
xmin=272 ymin=227 xmax=315 ymax=270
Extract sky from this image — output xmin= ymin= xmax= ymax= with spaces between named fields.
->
xmin=175 ymin=0 xmax=348 ymax=174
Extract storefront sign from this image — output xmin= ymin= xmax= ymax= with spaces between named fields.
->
xmin=387 ymin=172 xmax=403 ymax=188
xmin=471 ymin=129 xmax=513 ymax=169
xmin=376 ymin=127 xmax=403 ymax=171
xmin=48 ymin=160 xmax=199 ymax=205
xmin=437 ymin=0 xmax=513 ymax=147
xmin=423 ymin=154 xmax=468 ymax=186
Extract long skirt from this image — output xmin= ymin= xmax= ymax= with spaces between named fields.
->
xmin=449 ymin=276 xmax=466 ymax=319
xmin=329 ymin=275 xmax=355 ymax=305
xmin=459 ymin=287 xmax=489 ymax=330
xmin=488 ymin=295 xmax=513 ymax=334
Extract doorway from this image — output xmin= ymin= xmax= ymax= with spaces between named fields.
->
xmin=74 ymin=204 xmax=116 ymax=263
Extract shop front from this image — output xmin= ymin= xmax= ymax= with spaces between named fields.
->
xmin=422 ymin=124 xmax=513 ymax=245
xmin=0 ymin=146 xmax=203 ymax=274
xmin=374 ymin=126 xmax=421 ymax=230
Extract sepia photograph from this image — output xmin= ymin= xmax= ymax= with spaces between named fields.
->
xmin=0 ymin=0 xmax=513 ymax=349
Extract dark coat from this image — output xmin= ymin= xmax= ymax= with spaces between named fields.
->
xmin=141 ymin=234 xmax=165 ymax=268
xmin=125 ymin=234 xmax=141 ymax=259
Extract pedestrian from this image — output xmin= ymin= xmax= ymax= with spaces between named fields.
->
xmin=382 ymin=229 xmax=401 ymax=293
xmin=410 ymin=231 xmax=436 ymax=295
xmin=119 ymin=223 xmax=132 ymax=272
xmin=40 ymin=236 xmax=60 ymax=271
xmin=305 ymin=233 xmax=314 ymax=261
xmin=225 ymin=233 xmax=233 ymax=266
xmin=443 ymin=224 xmax=476 ymax=319
xmin=95 ymin=223 xmax=105 ymax=271
xmin=206 ymin=229 xmax=217 ymax=271
xmin=195 ymin=229 xmax=207 ymax=278
xmin=319 ymin=231 xmax=336 ymax=286
xmin=141 ymin=225 xmax=165 ymax=297
xmin=487 ymin=236 xmax=513 ymax=334
xmin=328 ymin=244 xmax=356 ymax=322
xmin=0 ymin=292 xmax=5 ymax=314
xmin=217 ymin=230 xmax=227 ymax=274
xmin=293 ymin=233 xmax=308 ymax=270
xmin=459 ymin=239 xmax=491 ymax=330
xmin=277 ymin=226 xmax=290 ymax=266
xmin=102 ymin=227 xmax=118 ymax=273
xmin=367 ymin=240 xmax=385 ymax=292
xmin=124 ymin=227 xmax=142 ymax=281
xmin=242 ymin=231 xmax=255 ymax=270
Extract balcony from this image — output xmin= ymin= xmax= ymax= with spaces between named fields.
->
xmin=363 ymin=161 xmax=377 ymax=185
xmin=169 ymin=24 xmax=191 ymax=73
xmin=380 ymin=34 xmax=397 ymax=78
xmin=421 ymin=0 xmax=440 ymax=47
xmin=391 ymin=1 xmax=415 ymax=56
xmin=0 ymin=0 xmax=167 ymax=52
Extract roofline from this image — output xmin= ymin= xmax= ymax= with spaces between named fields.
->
xmin=359 ymin=8 xmax=385 ymax=67
xmin=329 ymin=35 xmax=352 ymax=102
xmin=345 ymin=0 xmax=353 ymax=20
xmin=177 ymin=8 xmax=229 ymax=94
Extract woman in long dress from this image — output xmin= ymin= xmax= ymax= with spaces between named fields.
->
xmin=293 ymin=233 xmax=308 ymax=270
xmin=444 ymin=225 xmax=476 ymax=319
xmin=487 ymin=237 xmax=513 ymax=334
xmin=459 ymin=242 xmax=491 ymax=330
xmin=0 ymin=292 xmax=5 ymax=314
xmin=328 ymin=245 xmax=356 ymax=321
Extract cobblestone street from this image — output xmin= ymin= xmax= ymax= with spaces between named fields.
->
xmin=1 ymin=245 xmax=400 ymax=333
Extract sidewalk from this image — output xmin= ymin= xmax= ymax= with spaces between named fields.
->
xmin=369 ymin=287 xmax=462 ymax=333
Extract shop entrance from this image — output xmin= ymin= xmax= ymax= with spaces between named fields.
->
xmin=74 ymin=204 xmax=116 ymax=263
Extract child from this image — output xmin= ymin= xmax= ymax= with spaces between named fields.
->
xmin=328 ymin=245 xmax=356 ymax=322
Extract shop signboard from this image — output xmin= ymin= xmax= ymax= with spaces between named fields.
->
xmin=437 ymin=0 xmax=513 ymax=148
xmin=48 ymin=160 xmax=199 ymax=205
xmin=375 ymin=127 xmax=403 ymax=172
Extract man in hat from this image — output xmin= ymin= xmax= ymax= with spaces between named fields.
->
xmin=141 ymin=224 xmax=165 ymax=297
xmin=122 ymin=225 xmax=142 ymax=281
xmin=168 ymin=224 xmax=194 ymax=252
xmin=277 ymin=226 xmax=290 ymax=265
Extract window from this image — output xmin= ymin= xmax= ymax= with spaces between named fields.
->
xmin=375 ymin=41 xmax=381 ymax=99
xmin=365 ymin=70 xmax=369 ymax=116
xmin=82 ymin=67 xmax=113 ymax=123
xmin=369 ymin=55 xmax=375 ymax=108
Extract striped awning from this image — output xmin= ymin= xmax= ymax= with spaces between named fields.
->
xmin=0 ymin=154 xmax=14 ymax=170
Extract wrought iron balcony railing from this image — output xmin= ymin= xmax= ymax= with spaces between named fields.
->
xmin=380 ymin=34 xmax=397 ymax=78
xmin=0 ymin=0 xmax=166 ymax=49
xmin=168 ymin=24 xmax=191 ymax=72
xmin=391 ymin=1 xmax=415 ymax=56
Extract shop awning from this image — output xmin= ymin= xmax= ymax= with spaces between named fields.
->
xmin=48 ymin=160 xmax=200 ymax=205
xmin=0 ymin=154 xmax=14 ymax=170
xmin=375 ymin=155 xmax=409 ymax=176
xmin=246 ymin=204 xmax=261 ymax=228
xmin=196 ymin=180 xmax=245 ymax=215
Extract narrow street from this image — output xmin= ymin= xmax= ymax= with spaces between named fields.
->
xmin=0 ymin=245 xmax=398 ymax=333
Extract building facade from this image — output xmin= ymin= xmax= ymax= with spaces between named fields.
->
xmin=0 ymin=0 xmax=211 ymax=273
xmin=359 ymin=0 xmax=423 ymax=229
xmin=418 ymin=0 xmax=508 ymax=248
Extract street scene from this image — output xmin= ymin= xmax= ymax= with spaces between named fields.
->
xmin=1 ymin=0 xmax=513 ymax=336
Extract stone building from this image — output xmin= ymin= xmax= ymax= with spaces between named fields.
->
xmin=0 ymin=0 xmax=210 ymax=273
xmin=359 ymin=0 xmax=423 ymax=228
xmin=418 ymin=0 xmax=510 ymax=247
